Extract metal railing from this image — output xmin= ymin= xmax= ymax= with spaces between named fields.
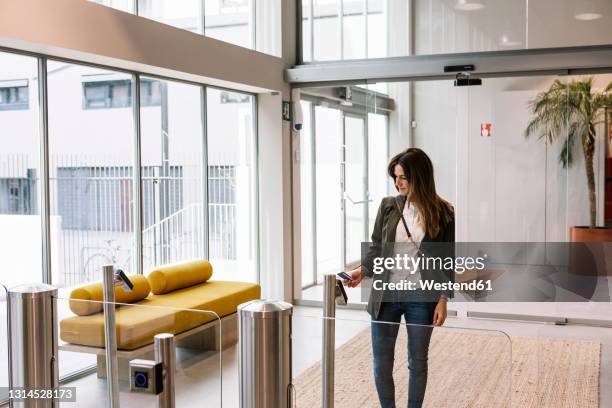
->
xmin=0 ymin=153 xmax=242 ymax=287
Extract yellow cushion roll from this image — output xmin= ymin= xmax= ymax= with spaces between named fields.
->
xmin=69 ymin=275 xmax=151 ymax=316
xmin=147 ymin=260 xmax=213 ymax=295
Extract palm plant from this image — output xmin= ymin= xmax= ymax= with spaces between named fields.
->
xmin=525 ymin=77 xmax=612 ymax=228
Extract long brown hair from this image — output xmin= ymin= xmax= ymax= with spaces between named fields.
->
xmin=387 ymin=148 xmax=453 ymax=238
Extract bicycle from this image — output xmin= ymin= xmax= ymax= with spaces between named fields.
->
xmin=81 ymin=239 xmax=133 ymax=283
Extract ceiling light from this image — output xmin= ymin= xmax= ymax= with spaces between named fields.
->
xmin=454 ymin=0 xmax=485 ymax=11
xmin=574 ymin=0 xmax=604 ymax=20
xmin=574 ymin=12 xmax=603 ymax=20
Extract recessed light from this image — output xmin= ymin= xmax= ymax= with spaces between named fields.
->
xmin=454 ymin=1 xmax=485 ymax=11
xmin=574 ymin=12 xmax=603 ymax=20
xmin=574 ymin=1 xmax=604 ymax=20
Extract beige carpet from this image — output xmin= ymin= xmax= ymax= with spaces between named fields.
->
xmin=294 ymin=329 xmax=600 ymax=408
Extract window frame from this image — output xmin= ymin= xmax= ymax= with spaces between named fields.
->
xmin=0 ymin=47 xmax=260 ymax=291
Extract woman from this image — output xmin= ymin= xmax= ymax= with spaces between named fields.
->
xmin=343 ymin=147 xmax=454 ymax=408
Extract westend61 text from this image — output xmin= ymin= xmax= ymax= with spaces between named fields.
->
xmin=372 ymin=279 xmax=493 ymax=292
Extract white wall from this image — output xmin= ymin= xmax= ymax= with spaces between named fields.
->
xmin=412 ymin=75 xmax=612 ymax=243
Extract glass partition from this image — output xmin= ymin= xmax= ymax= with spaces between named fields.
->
xmin=291 ymin=311 xmax=512 ymax=407
xmin=56 ymin=297 xmax=225 ymax=407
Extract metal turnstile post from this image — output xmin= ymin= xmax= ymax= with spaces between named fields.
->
xmin=7 ymin=284 xmax=58 ymax=408
xmin=154 ymin=334 xmax=176 ymax=408
xmin=102 ymin=265 xmax=120 ymax=408
xmin=322 ymin=274 xmax=336 ymax=408
xmin=238 ymin=300 xmax=293 ymax=408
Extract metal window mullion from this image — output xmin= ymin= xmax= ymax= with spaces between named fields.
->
xmin=251 ymin=0 xmax=256 ymax=51
xmin=297 ymin=0 xmax=304 ymax=64
xmin=132 ymin=74 xmax=144 ymax=275
xmin=200 ymin=0 xmax=206 ymax=36
xmin=310 ymin=0 xmax=315 ymax=61
xmin=253 ymin=96 xmax=260 ymax=283
xmin=364 ymin=0 xmax=368 ymax=59
xmin=38 ymin=57 xmax=52 ymax=284
xmin=340 ymin=113 xmax=346 ymax=270
xmin=310 ymin=103 xmax=318 ymax=286
xmin=201 ymin=86 xmax=209 ymax=260
xmin=339 ymin=0 xmax=344 ymax=60
xmin=363 ymin=113 xmax=369 ymax=241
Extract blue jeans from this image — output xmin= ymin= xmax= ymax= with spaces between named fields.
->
xmin=371 ymin=301 xmax=436 ymax=408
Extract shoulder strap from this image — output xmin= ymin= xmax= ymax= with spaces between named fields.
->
xmin=394 ymin=196 xmax=411 ymax=238
xmin=395 ymin=196 xmax=423 ymax=255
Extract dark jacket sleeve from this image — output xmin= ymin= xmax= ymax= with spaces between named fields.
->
xmin=361 ymin=198 xmax=386 ymax=278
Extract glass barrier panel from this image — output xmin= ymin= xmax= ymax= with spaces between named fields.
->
xmin=56 ymin=297 xmax=224 ymax=407
xmin=292 ymin=309 xmax=512 ymax=407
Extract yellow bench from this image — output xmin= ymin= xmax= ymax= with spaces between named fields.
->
xmin=59 ymin=260 xmax=260 ymax=376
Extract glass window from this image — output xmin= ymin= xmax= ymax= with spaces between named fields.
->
xmin=89 ymin=0 xmax=134 ymax=13
xmin=0 ymin=81 xmax=29 ymax=111
xmin=302 ymin=0 xmax=313 ymax=62
xmin=206 ymin=88 xmax=256 ymax=282
xmin=313 ymin=0 xmax=341 ymax=61
xmin=0 ymin=52 xmax=41 ymax=290
xmin=47 ymin=62 xmax=135 ymax=291
xmin=137 ymin=0 xmax=202 ymax=33
xmin=140 ymin=77 xmax=204 ymax=271
xmin=205 ymin=0 xmax=253 ymax=48
xmin=82 ymin=78 xmax=160 ymax=109
xmin=367 ymin=0 xmax=387 ymax=59
xmin=343 ymin=0 xmax=366 ymax=60
xmin=254 ymin=0 xmax=282 ymax=57
xmin=304 ymin=0 xmax=612 ymax=60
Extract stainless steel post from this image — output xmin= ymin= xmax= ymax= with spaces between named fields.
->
xmin=102 ymin=265 xmax=120 ymax=408
xmin=238 ymin=300 xmax=292 ymax=408
xmin=7 ymin=284 xmax=58 ymax=408
xmin=154 ymin=334 xmax=176 ymax=408
xmin=322 ymin=274 xmax=336 ymax=408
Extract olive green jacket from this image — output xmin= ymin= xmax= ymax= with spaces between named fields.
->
xmin=362 ymin=195 xmax=455 ymax=319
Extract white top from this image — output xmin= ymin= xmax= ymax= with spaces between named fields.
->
xmin=390 ymin=200 xmax=425 ymax=283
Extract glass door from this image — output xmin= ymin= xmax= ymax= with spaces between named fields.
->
xmin=313 ymin=105 xmax=343 ymax=282
xmin=343 ymin=114 xmax=369 ymax=268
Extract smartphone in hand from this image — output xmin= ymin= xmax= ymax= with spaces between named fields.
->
xmin=337 ymin=271 xmax=353 ymax=281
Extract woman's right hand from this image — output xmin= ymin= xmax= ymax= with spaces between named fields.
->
xmin=343 ymin=267 xmax=363 ymax=288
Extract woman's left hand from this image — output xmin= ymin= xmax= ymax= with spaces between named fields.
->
xmin=432 ymin=297 xmax=447 ymax=326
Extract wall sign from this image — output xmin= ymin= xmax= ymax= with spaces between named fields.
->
xmin=481 ymin=123 xmax=492 ymax=137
